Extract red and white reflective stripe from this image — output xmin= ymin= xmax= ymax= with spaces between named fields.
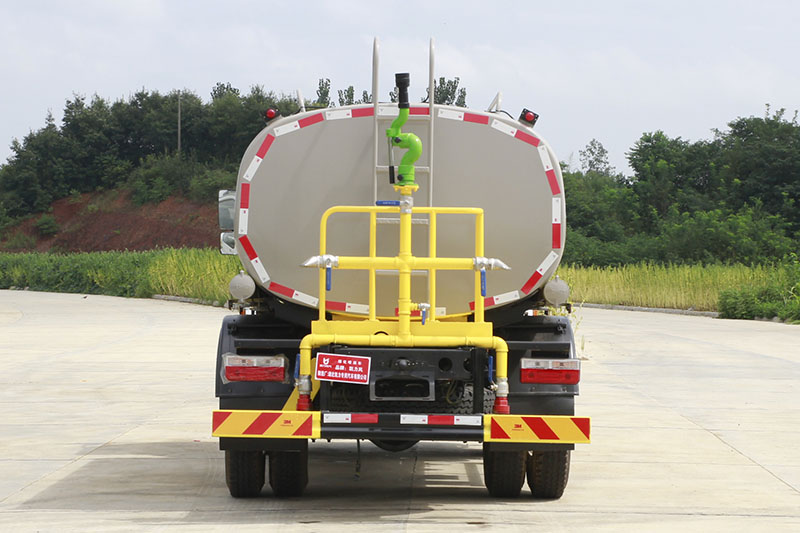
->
xmin=323 ymin=413 xmax=379 ymax=424
xmin=400 ymin=414 xmax=482 ymax=426
xmin=273 ymin=112 xmax=325 ymax=136
xmin=469 ymin=290 xmax=521 ymax=311
xmin=326 ymin=300 xmax=370 ymax=315
xmin=378 ymin=105 xmax=430 ymax=117
xmin=437 ymin=109 xmax=490 ymax=125
xmin=521 ymin=251 xmax=559 ymax=295
xmin=268 ymin=281 xmax=319 ymax=307
xmin=325 ymin=106 xmax=375 ymax=121
xmin=552 ymin=197 xmax=562 ymax=249
xmin=238 ymin=236 xmax=270 ymax=283
xmin=538 ymin=145 xmax=561 ymax=195
xmin=238 ymin=183 xmax=250 ymax=235
xmin=242 ymin=134 xmax=275 ymax=182
xmin=488 ymin=119 xmax=541 ymax=147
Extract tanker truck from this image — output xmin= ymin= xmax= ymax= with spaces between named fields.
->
xmin=212 ymin=39 xmax=590 ymax=499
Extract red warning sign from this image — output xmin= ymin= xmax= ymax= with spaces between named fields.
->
xmin=314 ymin=353 xmax=371 ymax=385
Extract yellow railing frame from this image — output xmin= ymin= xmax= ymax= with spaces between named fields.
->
xmin=294 ymin=194 xmax=509 ymax=412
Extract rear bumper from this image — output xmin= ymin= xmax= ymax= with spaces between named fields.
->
xmin=212 ymin=410 xmax=591 ymax=444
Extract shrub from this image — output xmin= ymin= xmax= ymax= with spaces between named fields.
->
xmin=34 ymin=214 xmax=59 ymax=236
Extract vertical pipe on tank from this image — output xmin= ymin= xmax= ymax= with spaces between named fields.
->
xmin=372 ymin=37 xmax=380 ymax=205
xmin=427 ymin=38 xmax=435 ymax=209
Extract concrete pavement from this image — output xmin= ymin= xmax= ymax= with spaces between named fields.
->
xmin=0 ymin=290 xmax=798 ymax=531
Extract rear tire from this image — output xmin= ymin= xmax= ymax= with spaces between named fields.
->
xmin=269 ymin=448 xmax=309 ymax=497
xmin=225 ymin=450 xmax=265 ymax=498
xmin=482 ymin=444 xmax=526 ymax=498
xmin=526 ymin=450 xmax=570 ymax=499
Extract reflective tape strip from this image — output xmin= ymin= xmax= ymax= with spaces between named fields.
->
xmin=323 ymin=413 xmax=351 ymax=423
xmin=273 ymin=121 xmax=300 ymax=136
xmin=322 ymin=413 xmax=379 ymax=424
xmin=454 ymin=415 xmax=482 ymax=426
xmin=438 ymin=109 xmax=490 ymax=125
xmin=409 ymin=106 xmax=430 ymax=115
xmin=438 ymin=109 xmax=464 ymax=121
xmin=491 ymin=119 xmax=516 ymax=137
xmin=463 ymin=112 xmax=490 ymax=124
xmin=242 ymin=156 xmax=261 ymax=182
xmin=346 ymin=302 xmax=370 ymax=314
xmin=298 ymin=113 xmax=324 ymax=128
xmin=378 ymin=105 xmax=399 ymax=117
xmin=484 ymin=415 xmax=591 ymax=443
xmin=469 ymin=290 xmax=521 ymax=310
xmin=251 ymin=257 xmax=269 ymax=283
xmin=292 ymin=290 xmax=319 ymax=307
xmin=255 ymin=134 xmax=275 ymax=159
xmin=326 ymin=300 xmax=369 ymax=314
xmin=212 ymin=410 xmax=320 ymax=439
xmin=400 ymin=414 xmax=483 ymax=426
xmin=552 ymin=197 xmax=562 ymax=249
xmin=238 ymin=235 xmax=257 ymax=260
xmin=521 ymin=251 xmax=559 ymax=295
xmin=242 ymin=135 xmax=275 ymax=182
xmin=269 ymin=282 xmax=319 ymax=307
xmin=351 ymin=106 xmax=374 ymax=118
xmin=238 ymin=209 xmax=248 ymax=235
xmin=514 ymin=129 xmax=540 ymax=146
xmin=538 ymin=145 xmax=561 ymax=194
xmin=239 ymin=183 xmax=250 ymax=209
xmin=325 ymin=109 xmax=352 ymax=120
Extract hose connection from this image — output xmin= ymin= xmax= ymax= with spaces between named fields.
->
xmin=493 ymin=377 xmax=510 ymax=414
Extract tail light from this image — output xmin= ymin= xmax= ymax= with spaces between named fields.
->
xmin=520 ymin=358 xmax=580 ymax=385
xmin=223 ymin=354 xmax=286 ymax=382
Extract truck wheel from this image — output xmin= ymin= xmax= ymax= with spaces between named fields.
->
xmin=225 ymin=450 xmax=265 ymax=498
xmin=482 ymin=444 xmax=526 ymax=498
xmin=526 ymin=450 xmax=570 ymax=499
xmin=369 ymin=439 xmax=418 ymax=452
xmin=269 ymin=449 xmax=309 ymax=497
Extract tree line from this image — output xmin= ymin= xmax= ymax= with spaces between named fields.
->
xmin=0 ymin=79 xmax=797 ymax=266
xmin=563 ymin=107 xmax=799 ymax=265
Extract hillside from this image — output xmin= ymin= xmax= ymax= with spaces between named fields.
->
xmin=0 ymin=189 xmax=219 ymax=252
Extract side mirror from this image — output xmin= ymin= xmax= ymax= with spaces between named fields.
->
xmin=220 ymin=232 xmax=236 ymax=255
xmin=218 ymin=190 xmax=236 ymax=231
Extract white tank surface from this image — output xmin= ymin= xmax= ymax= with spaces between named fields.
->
xmin=233 ymin=101 xmax=565 ymax=318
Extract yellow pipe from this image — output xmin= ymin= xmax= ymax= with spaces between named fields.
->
xmin=428 ymin=211 xmax=437 ymax=323
xmin=369 ymin=211 xmax=377 ymax=321
xmin=398 ymin=195 xmax=413 ymax=338
xmin=299 ymin=333 xmax=507 ymax=377
xmin=474 ymin=212 xmax=485 ymax=323
xmin=336 ymin=256 xmax=474 ymax=271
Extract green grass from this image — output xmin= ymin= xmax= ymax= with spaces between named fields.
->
xmin=558 ymin=262 xmax=789 ymax=312
xmin=2 ymin=250 xmax=797 ymax=321
xmin=0 ymin=249 xmax=239 ymax=304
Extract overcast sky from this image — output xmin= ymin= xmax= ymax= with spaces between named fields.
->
xmin=2 ymin=0 xmax=798 ymax=175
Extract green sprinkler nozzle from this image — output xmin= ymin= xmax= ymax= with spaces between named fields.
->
xmin=386 ymin=73 xmax=422 ymax=186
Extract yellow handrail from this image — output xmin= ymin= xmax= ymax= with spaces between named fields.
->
xmin=295 ymin=196 xmax=509 ymax=414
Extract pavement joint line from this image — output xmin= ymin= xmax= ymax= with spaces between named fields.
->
xmin=707 ymin=429 xmax=800 ymax=495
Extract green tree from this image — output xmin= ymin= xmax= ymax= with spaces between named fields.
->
xmin=424 ymin=77 xmax=467 ymax=106
xmin=315 ymin=78 xmax=331 ymax=107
